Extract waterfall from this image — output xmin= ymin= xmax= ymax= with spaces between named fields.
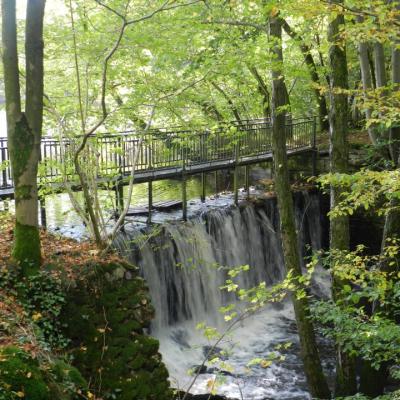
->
xmin=117 ymin=191 xmax=330 ymax=399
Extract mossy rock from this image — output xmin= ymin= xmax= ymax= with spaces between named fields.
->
xmin=0 ymin=346 xmax=50 ymax=400
xmin=47 ymin=360 xmax=88 ymax=400
xmin=0 ymin=347 xmax=88 ymax=400
xmin=61 ymin=260 xmax=172 ymax=399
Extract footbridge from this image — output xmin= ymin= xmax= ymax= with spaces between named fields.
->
xmin=0 ymin=117 xmax=317 ymax=220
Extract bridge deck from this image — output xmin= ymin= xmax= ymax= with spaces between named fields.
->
xmin=0 ymin=118 xmax=317 ymax=199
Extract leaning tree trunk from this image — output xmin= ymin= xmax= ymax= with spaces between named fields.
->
xmin=269 ymin=15 xmax=330 ymax=400
xmin=1 ymin=0 xmax=45 ymax=275
xmin=327 ymin=2 xmax=357 ymax=396
xmin=281 ymin=19 xmax=329 ymax=131
xmin=357 ymin=16 xmax=379 ymax=145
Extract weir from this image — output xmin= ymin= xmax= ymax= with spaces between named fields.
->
xmin=116 ymin=191 xmax=330 ymax=399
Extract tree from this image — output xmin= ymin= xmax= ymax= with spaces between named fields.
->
xmin=327 ymin=0 xmax=357 ymax=395
xmin=1 ymin=0 xmax=46 ymax=275
xmin=269 ymin=9 xmax=330 ymax=399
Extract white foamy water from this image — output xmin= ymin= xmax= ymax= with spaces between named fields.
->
xmin=117 ymin=192 xmax=331 ymax=399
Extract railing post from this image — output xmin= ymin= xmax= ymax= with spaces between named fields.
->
xmin=312 ymin=116 xmax=317 ymax=176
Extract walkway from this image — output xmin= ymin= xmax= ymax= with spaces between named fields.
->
xmin=0 ymin=117 xmax=317 ymax=199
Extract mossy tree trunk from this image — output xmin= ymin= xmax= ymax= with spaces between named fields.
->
xmin=1 ymin=0 xmax=45 ymax=275
xmin=269 ymin=14 xmax=331 ymax=400
xmin=390 ymin=0 xmax=400 ymax=165
xmin=327 ymin=2 xmax=357 ymax=396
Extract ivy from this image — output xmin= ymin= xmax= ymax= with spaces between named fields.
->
xmin=0 ymin=268 xmax=69 ymax=351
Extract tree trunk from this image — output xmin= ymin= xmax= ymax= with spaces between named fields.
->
xmin=390 ymin=0 xmax=400 ymax=165
xmin=379 ymin=0 xmax=400 ymax=258
xmin=373 ymin=41 xmax=393 ymax=158
xmin=282 ymin=19 xmax=329 ymax=131
xmin=269 ymin=15 xmax=330 ymax=400
xmin=327 ymin=3 xmax=357 ymax=396
xmin=210 ymin=81 xmax=242 ymax=123
xmin=374 ymin=42 xmax=388 ymax=89
xmin=248 ymin=65 xmax=271 ymax=118
xmin=357 ymin=16 xmax=379 ymax=145
xmin=1 ymin=0 xmax=45 ymax=275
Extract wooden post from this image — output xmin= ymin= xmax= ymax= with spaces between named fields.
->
xmin=201 ymin=172 xmax=206 ymax=202
xmin=114 ymin=178 xmax=124 ymax=219
xmin=147 ymin=180 xmax=153 ymax=224
xmin=39 ymin=196 xmax=47 ymax=229
xmin=214 ymin=170 xmax=218 ymax=195
xmin=1 ymin=147 xmax=7 ymax=187
xmin=234 ymin=167 xmax=239 ymax=205
xmin=245 ymin=165 xmax=250 ymax=199
xmin=182 ymin=175 xmax=187 ymax=220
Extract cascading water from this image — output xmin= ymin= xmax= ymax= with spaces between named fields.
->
xmin=117 ymin=191 xmax=331 ymax=400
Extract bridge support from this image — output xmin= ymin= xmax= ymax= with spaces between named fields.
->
xmin=234 ymin=167 xmax=239 ymax=205
xmin=214 ymin=171 xmax=218 ymax=196
xmin=245 ymin=165 xmax=250 ymax=200
xmin=147 ymin=181 xmax=153 ymax=224
xmin=182 ymin=174 xmax=187 ymax=221
xmin=39 ymin=197 xmax=47 ymax=229
xmin=114 ymin=179 xmax=124 ymax=219
xmin=201 ymin=172 xmax=206 ymax=202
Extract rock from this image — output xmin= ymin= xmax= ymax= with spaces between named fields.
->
xmin=206 ymin=367 xmax=235 ymax=377
xmin=203 ymin=345 xmax=228 ymax=361
xmin=174 ymin=391 xmax=236 ymax=400
xmin=61 ymin=260 xmax=172 ymax=400
xmin=0 ymin=346 xmax=87 ymax=400
xmin=189 ymin=364 xmax=207 ymax=374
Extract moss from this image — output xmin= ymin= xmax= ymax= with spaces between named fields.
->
xmin=61 ymin=261 xmax=172 ymax=399
xmin=12 ymin=221 xmax=41 ymax=275
xmin=10 ymin=114 xmax=34 ymax=188
xmin=14 ymin=185 xmax=33 ymax=202
xmin=0 ymin=347 xmax=88 ymax=400
xmin=0 ymin=347 xmax=50 ymax=400
xmin=47 ymin=361 xmax=88 ymax=400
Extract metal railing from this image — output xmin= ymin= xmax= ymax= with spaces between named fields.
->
xmin=0 ymin=117 xmax=316 ymax=190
